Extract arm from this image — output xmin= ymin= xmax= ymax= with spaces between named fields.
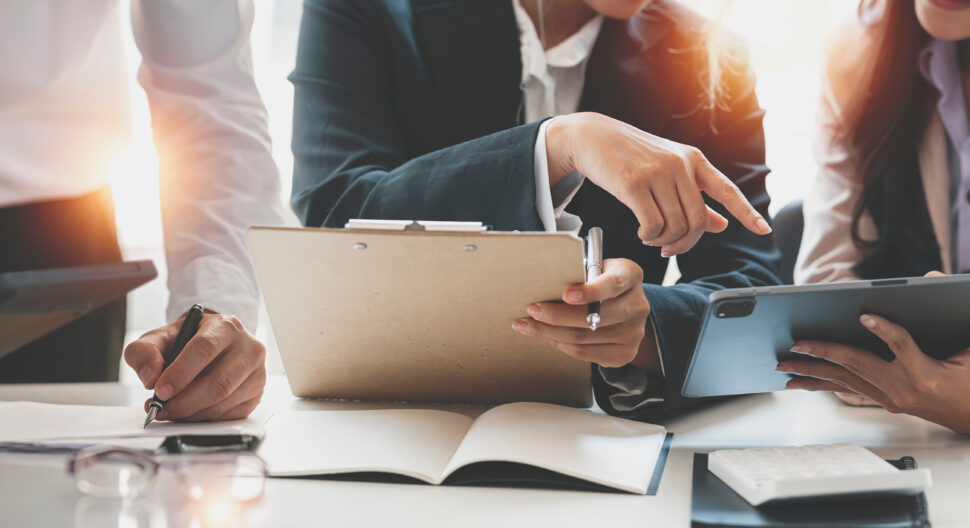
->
xmin=123 ymin=0 xmax=288 ymax=422
xmin=793 ymin=67 xmax=875 ymax=285
xmin=132 ymin=0 xmax=289 ymax=330
xmin=291 ymin=1 xmax=769 ymax=242
xmin=593 ymin=46 xmax=783 ymax=420
xmin=290 ymin=0 xmax=543 ymax=231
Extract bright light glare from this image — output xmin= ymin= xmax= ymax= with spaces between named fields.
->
xmin=679 ymin=0 xmax=858 ymax=213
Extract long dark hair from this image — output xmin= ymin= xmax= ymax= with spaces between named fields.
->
xmin=843 ymin=0 xmax=938 ymax=279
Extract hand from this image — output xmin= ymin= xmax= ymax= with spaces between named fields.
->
xmin=777 ymin=312 xmax=970 ymax=434
xmin=512 ymin=258 xmax=661 ymax=370
xmin=546 ymin=112 xmax=772 ymax=256
xmin=124 ymin=312 xmax=266 ymax=422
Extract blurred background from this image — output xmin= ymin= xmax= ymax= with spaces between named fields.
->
xmin=112 ymin=0 xmax=858 ymax=380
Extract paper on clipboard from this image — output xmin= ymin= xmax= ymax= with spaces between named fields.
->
xmin=247 ymin=224 xmax=592 ymax=406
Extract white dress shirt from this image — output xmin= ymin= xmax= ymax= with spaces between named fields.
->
xmin=0 ymin=0 xmax=288 ymax=331
xmin=511 ymin=0 xmax=601 ymax=233
xmin=511 ymin=1 xmax=664 ymax=410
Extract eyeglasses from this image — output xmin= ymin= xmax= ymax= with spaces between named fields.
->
xmin=67 ymin=446 xmax=267 ymax=502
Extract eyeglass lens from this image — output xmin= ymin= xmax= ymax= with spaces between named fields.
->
xmin=73 ymin=450 xmax=159 ymax=500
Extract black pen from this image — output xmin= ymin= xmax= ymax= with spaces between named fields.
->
xmin=585 ymin=227 xmax=603 ymax=331
xmin=144 ymin=304 xmax=205 ymax=428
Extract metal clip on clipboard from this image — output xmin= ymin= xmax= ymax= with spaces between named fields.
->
xmin=345 ymin=219 xmax=489 ymax=232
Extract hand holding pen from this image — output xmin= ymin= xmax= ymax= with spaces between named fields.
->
xmin=513 ymin=227 xmax=659 ymax=369
xmin=126 ymin=303 xmax=267 ymax=425
xmin=144 ymin=304 xmax=205 ymax=428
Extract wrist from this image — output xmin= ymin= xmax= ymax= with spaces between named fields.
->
xmin=545 ymin=114 xmax=579 ymax=188
xmin=629 ymin=321 xmax=663 ymax=375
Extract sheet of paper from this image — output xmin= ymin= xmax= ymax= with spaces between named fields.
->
xmin=443 ymin=402 xmax=667 ymax=494
xmin=0 ymin=401 xmax=269 ymax=443
xmin=259 ymin=408 xmax=474 ymax=483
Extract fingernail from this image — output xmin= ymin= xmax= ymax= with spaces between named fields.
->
xmin=527 ymin=304 xmax=542 ymax=318
xmin=660 ymin=250 xmax=672 ymax=258
xmin=137 ymin=365 xmax=154 ymax=385
xmin=775 ymin=364 xmax=789 ymax=372
xmin=513 ymin=320 xmax=530 ymax=333
xmin=860 ymin=315 xmax=877 ymax=328
xmin=565 ymin=290 xmax=583 ymax=303
xmin=156 ymin=384 xmax=175 ymax=400
xmin=756 ymin=217 xmax=772 ymax=233
xmin=790 ymin=345 xmax=812 ymax=355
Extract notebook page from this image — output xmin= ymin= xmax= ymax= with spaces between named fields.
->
xmin=443 ymin=402 xmax=667 ymax=494
xmin=260 ymin=408 xmax=474 ymax=484
xmin=0 ymin=401 xmax=268 ymax=442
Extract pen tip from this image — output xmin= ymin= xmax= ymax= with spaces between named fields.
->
xmin=143 ymin=407 xmax=158 ymax=429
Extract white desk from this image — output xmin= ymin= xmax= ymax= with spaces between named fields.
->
xmin=1 ymin=376 xmax=968 ymax=527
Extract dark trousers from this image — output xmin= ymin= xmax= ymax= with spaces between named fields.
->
xmin=0 ymin=188 xmax=126 ymax=382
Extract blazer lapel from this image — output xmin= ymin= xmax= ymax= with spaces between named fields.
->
xmin=411 ymin=0 xmax=523 ymax=143
xmin=918 ymin=111 xmax=953 ymax=274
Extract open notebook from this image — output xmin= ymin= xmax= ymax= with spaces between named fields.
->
xmin=259 ymin=402 xmax=671 ymax=495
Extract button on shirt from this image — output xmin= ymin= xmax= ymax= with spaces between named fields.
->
xmin=920 ymin=39 xmax=970 ymax=274
xmin=0 ymin=0 xmax=289 ymax=331
xmin=512 ymin=1 xmax=665 ymax=410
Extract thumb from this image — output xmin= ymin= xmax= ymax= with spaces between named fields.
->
xmin=705 ymin=207 xmax=728 ymax=233
xmin=924 ymin=271 xmax=945 ymax=278
xmin=123 ymin=323 xmax=179 ymax=389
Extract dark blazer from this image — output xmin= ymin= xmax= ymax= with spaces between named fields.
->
xmin=290 ymin=0 xmax=782 ymax=419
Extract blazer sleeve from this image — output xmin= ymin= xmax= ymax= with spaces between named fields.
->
xmin=593 ymin=46 xmax=783 ymax=420
xmin=290 ymin=0 xmax=544 ymax=231
xmin=793 ymin=52 xmax=878 ymax=285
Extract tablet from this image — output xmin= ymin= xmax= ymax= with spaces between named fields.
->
xmin=0 ymin=260 xmax=157 ymax=359
xmin=681 ymin=274 xmax=970 ymax=398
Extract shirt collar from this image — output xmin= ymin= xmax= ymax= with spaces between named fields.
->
xmin=920 ymin=38 xmax=970 ymax=152
xmin=919 ymin=38 xmax=962 ymax=98
xmin=511 ymin=0 xmax=604 ymax=72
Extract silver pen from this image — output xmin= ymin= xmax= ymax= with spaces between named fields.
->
xmin=584 ymin=227 xmax=603 ymax=331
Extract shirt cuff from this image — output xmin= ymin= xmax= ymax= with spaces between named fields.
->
xmin=166 ymin=257 xmax=260 ymax=332
xmin=597 ymin=315 xmax=667 ymax=411
xmin=598 ymin=364 xmax=666 ymax=412
xmin=534 ymin=117 xmax=584 ymax=233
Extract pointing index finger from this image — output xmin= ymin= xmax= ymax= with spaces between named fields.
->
xmin=694 ymin=160 xmax=771 ymax=235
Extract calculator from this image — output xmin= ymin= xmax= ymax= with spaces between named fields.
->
xmin=708 ymin=443 xmax=932 ymax=506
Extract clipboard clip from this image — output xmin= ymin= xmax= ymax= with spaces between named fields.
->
xmin=345 ymin=219 xmax=490 ymax=232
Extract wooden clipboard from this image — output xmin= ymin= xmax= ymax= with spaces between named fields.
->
xmin=247 ymin=226 xmax=592 ymax=406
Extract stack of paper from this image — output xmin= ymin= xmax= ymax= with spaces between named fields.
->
xmin=0 ymin=401 xmax=269 ymax=451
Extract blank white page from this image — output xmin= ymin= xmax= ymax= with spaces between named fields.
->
xmin=260 ymin=409 xmax=474 ymax=484
xmin=443 ymin=402 xmax=667 ymax=494
xmin=0 ymin=401 xmax=268 ymax=442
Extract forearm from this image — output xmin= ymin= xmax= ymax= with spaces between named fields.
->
xmin=135 ymin=0 xmax=290 ymax=330
xmin=293 ymin=122 xmax=548 ymax=231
